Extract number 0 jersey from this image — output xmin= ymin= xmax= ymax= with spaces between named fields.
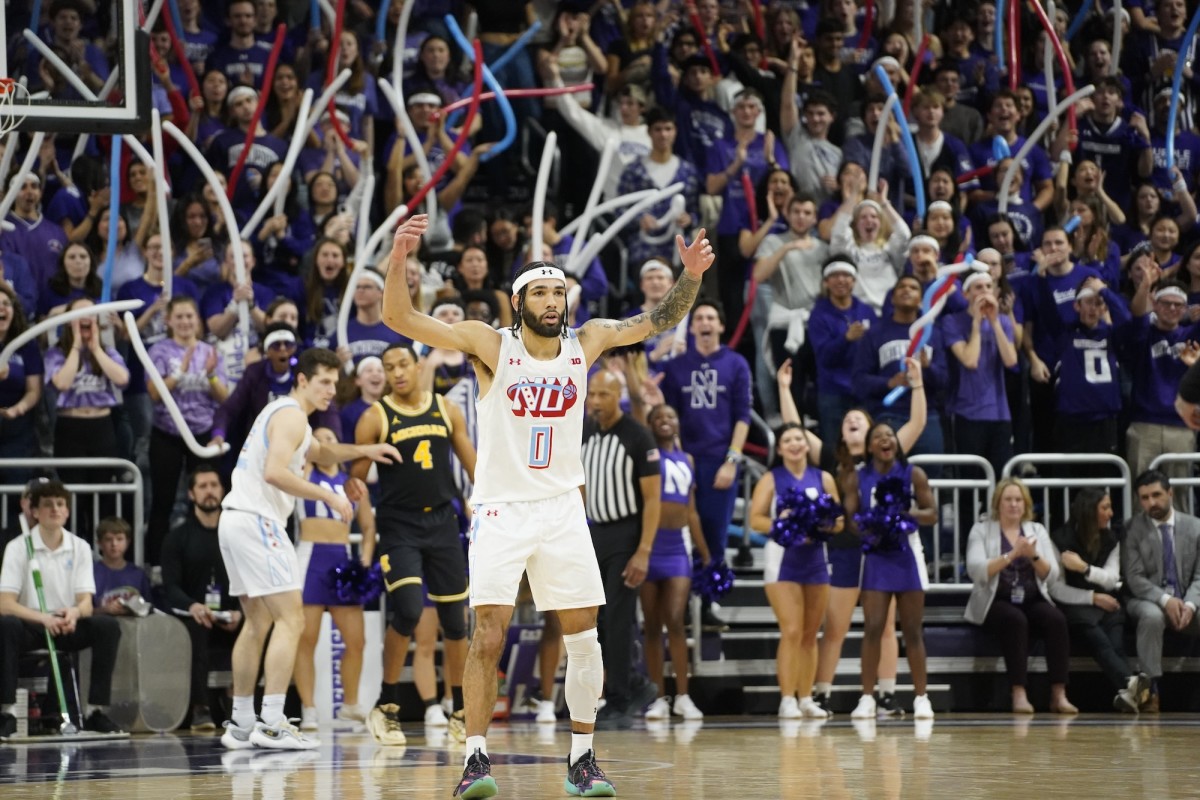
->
xmin=372 ymin=392 xmax=458 ymax=511
xmin=471 ymin=328 xmax=588 ymax=504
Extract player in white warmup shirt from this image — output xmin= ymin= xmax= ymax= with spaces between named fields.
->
xmin=382 ymin=215 xmax=714 ymax=798
xmin=218 ymin=347 xmax=401 ymax=751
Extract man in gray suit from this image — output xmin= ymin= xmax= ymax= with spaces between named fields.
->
xmin=1123 ymin=470 xmax=1200 ymax=712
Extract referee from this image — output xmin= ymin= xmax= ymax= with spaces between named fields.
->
xmin=582 ymin=369 xmax=661 ymax=725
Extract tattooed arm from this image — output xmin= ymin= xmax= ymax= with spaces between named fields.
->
xmin=578 ymin=230 xmax=715 ymax=364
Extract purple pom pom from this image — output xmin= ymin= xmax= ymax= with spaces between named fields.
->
xmin=771 ymin=487 xmax=845 ymax=548
xmin=330 ymin=558 xmax=384 ymax=605
xmin=691 ymin=555 xmax=735 ymax=601
xmin=853 ymin=477 xmax=917 ymax=553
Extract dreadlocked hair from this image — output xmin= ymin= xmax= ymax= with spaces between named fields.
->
xmin=510 ymin=260 xmax=570 ymax=339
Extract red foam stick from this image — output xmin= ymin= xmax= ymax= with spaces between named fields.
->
xmin=751 ymin=0 xmax=765 ymax=41
xmin=323 ymin=0 xmax=355 ymax=150
xmin=226 ymin=23 xmax=287 ymax=200
xmin=902 ymin=34 xmax=931 ymax=116
xmin=432 ymin=84 xmax=595 ymax=119
xmin=1008 ymin=0 xmax=1020 ymax=90
xmin=159 ymin=2 xmax=201 ymax=99
xmin=726 ymin=170 xmax=760 ymax=350
xmin=1027 ymin=0 xmax=1078 ymax=149
xmin=402 ymin=40 xmax=485 ymax=220
xmin=858 ymin=0 xmax=875 ymax=50
xmin=955 ymin=164 xmax=994 ymax=184
xmin=741 ymin=170 xmax=758 ymax=228
xmin=688 ymin=8 xmax=722 ymax=76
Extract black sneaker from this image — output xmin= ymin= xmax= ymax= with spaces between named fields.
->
xmin=593 ymin=703 xmax=633 ymax=730
xmin=877 ymin=693 xmax=904 ymax=718
xmin=812 ymin=692 xmax=833 ymax=716
xmin=626 ymin=677 xmax=659 ymax=714
xmin=84 ymin=709 xmax=123 ymax=733
xmin=564 ymin=749 xmax=616 ymax=797
xmin=0 ymin=712 xmax=16 ymax=738
xmin=700 ymin=608 xmax=730 ymax=632
xmin=453 ymin=748 xmax=498 ymax=798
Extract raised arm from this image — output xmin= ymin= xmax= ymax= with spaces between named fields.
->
xmin=577 ymin=230 xmax=715 ymax=364
xmin=382 ymin=215 xmax=502 ymax=370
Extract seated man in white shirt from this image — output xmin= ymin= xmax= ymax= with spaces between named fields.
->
xmin=0 ymin=480 xmax=123 ymax=736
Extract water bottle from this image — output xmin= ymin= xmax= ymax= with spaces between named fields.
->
xmin=205 ymin=574 xmax=222 ymax=611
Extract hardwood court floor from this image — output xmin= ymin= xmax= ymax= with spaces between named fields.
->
xmin=3 ymin=715 xmax=1199 ymax=799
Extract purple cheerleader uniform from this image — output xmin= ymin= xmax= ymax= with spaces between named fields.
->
xmin=646 ymin=448 xmax=694 ymax=582
xmin=858 ymin=461 xmax=928 ymax=593
xmin=296 ymin=469 xmax=358 ymax=607
xmin=764 ymin=465 xmax=830 ymax=585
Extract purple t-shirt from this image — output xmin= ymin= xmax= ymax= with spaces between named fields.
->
xmin=943 ymin=310 xmax=1015 ymax=422
xmin=0 ymin=340 xmax=43 ymax=408
xmin=330 ymin=318 xmax=412 ymax=364
xmin=93 ymin=561 xmax=152 ymax=607
xmin=147 ymin=338 xmax=226 ymax=436
xmin=44 ymin=346 xmax=128 ymax=409
xmin=658 ymin=347 xmax=753 ymax=459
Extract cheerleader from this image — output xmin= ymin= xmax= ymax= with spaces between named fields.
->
xmin=749 ymin=423 xmax=843 ymax=719
xmin=842 ymin=421 xmax=937 ymax=720
xmin=294 ymin=427 xmax=377 ymax=731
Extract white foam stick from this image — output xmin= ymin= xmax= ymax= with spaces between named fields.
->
xmin=0 ymin=132 xmax=46 ymax=230
xmin=21 ymin=30 xmax=156 ymax=169
xmin=122 ymin=309 xmax=230 ymax=458
xmin=557 ymin=188 xmax=659 ymax=239
xmin=362 ymin=202 xmax=411 ymax=278
xmin=999 ymin=85 xmax=1095 ymax=214
xmin=337 ymin=172 xmax=377 ymax=372
xmin=1044 ymin=1 xmax=1058 ymax=115
xmin=162 ymin=120 xmax=250 ymax=342
xmin=150 ymin=108 xmax=174 ymax=301
xmin=566 ymin=282 xmax=582 ymax=323
xmin=142 ymin=0 xmax=167 ymax=31
xmin=0 ymin=132 xmax=18 ymax=199
xmin=530 ymin=131 xmax=558 ymax=261
xmin=672 ymin=313 xmax=690 ymax=348
xmin=378 ymin=77 xmax=438 ymax=222
xmin=1111 ymin=0 xmax=1124 ymax=75
xmin=0 ymin=299 xmax=144 ymax=369
xmin=319 ymin=0 xmax=336 ymax=23
xmin=302 ymin=67 xmax=353 ymax=136
xmin=240 ymin=88 xmax=315 ymax=234
xmin=567 ymin=136 xmax=619 ymax=266
xmin=71 ymin=66 xmax=123 ymax=165
xmin=571 ymin=183 xmax=684 ymax=275
xmin=869 ymin=92 xmax=900 ymax=192
xmin=641 ymin=195 xmax=687 ymax=246
xmin=391 ymin=0 xmax=417 ymax=100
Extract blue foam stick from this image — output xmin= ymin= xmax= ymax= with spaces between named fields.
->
xmin=167 ymin=0 xmax=187 ymax=45
xmin=30 ymin=0 xmax=44 ymax=33
xmin=874 ymin=65 xmax=925 ymax=220
xmin=100 ymin=137 xmax=122 ymax=304
xmin=882 ymin=273 xmax=948 ymax=407
xmin=375 ymin=0 xmax=388 ymax=42
xmin=1066 ymin=0 xmax=1092 ymax=41
xmin=995 ymin=0 xmax=1006 ymax=73
xmin=311 ymin=0 xmax=321 ymax=31
xmin=445 ymin=15 xmax=515 ymax=162
xmin=1166 ymin=1 xmax=1200 ymax=173
xmin=1063 ymin=214 xmax=1082 ymax=234
xmin=992 ymin=135 xmax=1011 ymax=161
xmin=445 ymin=20 xmax=543 ymax=129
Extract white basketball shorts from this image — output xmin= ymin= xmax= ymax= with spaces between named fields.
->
xmin=468 ymin=488 xmax=605 ymax=611
xmin=219 ymin=509 xmax=302 ymax=598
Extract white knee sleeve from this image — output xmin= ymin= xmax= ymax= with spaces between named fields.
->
xmin=562 ymin=628 xmax=603 ymax=724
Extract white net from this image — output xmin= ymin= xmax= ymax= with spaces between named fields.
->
xmin=0 ymin=79 xmax=31 ymax=137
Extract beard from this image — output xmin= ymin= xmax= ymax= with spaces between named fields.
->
xmin=521 ymin=303 xmax=563 ymax=338
xmin=195 ymin=497 xmax=222 ymax=513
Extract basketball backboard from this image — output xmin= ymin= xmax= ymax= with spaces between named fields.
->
xmin=0 ymin=1 xmax=151 ymax=135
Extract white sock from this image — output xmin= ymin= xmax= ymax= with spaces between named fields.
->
xmin=260 ymin=694 xmax=286 ymax=726
xmin=814 ymin=682 xmax=832 ymax=697
xmin=1 ymin=703 xmax=16 ymax=716
xmin=570 ymin=733 xmax=594 ymax=765
xmin=561 ymin=629 xmax=603 ymax=724
xmin=231 ymin=695 xmax=256 ymax=727
xmin=878 ymin=679 xmax=896 ymax=694
xmin=465 ymin=736 xmax=487 ymax=764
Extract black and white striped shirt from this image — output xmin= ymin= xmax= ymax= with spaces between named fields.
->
xmin=581 ymin=415 xmax=660 ymax=524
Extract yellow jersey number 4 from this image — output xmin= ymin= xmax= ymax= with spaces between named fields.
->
xmin=412 ymin=439 xmax=433 ymax=470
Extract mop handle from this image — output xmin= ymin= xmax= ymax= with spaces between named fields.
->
xmin=23 ymin=531 xmax=73 ymax=726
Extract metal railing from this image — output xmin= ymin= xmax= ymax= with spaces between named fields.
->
xmin=910 ymin=454 xmax=996 ymax=584
xmin=1148 ymin=452 xmax=1200 ymax=515
xmin=0 ymin=458 xmax=145 ymax=563
xmin=1001 ymin=453 xmax=1132 ymax=526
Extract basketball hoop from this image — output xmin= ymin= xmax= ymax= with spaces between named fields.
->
xmin=0 ymin=78 xmax=31 ymax=137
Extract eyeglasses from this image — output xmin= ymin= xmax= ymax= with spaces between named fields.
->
xmin=267 ymin=341 xmax=297 ymax=351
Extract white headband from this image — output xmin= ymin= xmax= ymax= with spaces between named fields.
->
xmin=1075 ymin=288 xmax=1099 ymax=301
xmin=226 ymin=85 xmax=258 ymax=106
xmin=356 ymin=270 xmax=386 ymax=290
xmin=977 ymin=247 xmax=1001 ymax=262
xmin=907 ymin=234 xmax=939 ymax=255
xmin=640 ymin=259 xmax=673 ymax=278
xmin=8 ymin=172 xmax=38 ymax=191
xmin=856 ymin=199 xmax=882 ymax=215
xmin=512 ymin=266 xmax=567 ymax=295
xmin=962 ymin=270 xmax=991 ymax=291
xmin=356 ymin=355 xmax=383 ymax=376
xmin=823 ymin=261 xmax=857 ymax=278
xmin=407 ymin=92 xmax=443 ymax=107
xmin=263 ymin=329 xmax=297 ymax=348
xmin=1155 ymin=286 xmax=1188 ymax=302
xmin=872 ymin=56 xmax=902 ymax=73
xmin=928 ymin=200 xmax=954 ymax=215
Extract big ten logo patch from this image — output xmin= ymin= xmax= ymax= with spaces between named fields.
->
xmin=507 ymin=376 xmax=580 ymax=417
xmin=330 ymin=624 xmax=346 ymax=713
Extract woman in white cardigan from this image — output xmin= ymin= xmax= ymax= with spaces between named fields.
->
xmin=1049 ymin=488 xmax=1149 ymax=712
xmin=965 ymin=478 xmax=1077 ymax=714
xmin=829 ymin=180 xmax=911 ymax=312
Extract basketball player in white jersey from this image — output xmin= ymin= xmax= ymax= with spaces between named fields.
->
xmin=219 ymin=348 xmax=401 ymax=751
xmin=383 ymin=215 xmax=713 ymax=798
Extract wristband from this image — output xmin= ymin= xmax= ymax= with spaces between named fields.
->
xmin=208 ymin=375 xmax=220 ymax=385
xmin=1058 ymin=150 xmax=1072 ymax=165
xmin=725 ymin=448 xmax=743 ymax=464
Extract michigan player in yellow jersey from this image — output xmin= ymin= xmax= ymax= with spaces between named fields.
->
xmin=351 ymin=343 xmax=476 ymax=746
xmin=383 ymin=214 xmax=714 ymax=798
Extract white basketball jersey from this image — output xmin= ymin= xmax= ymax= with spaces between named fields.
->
xmin=470 ymin=328 xmax=588 ymax=504
xmin=224 ymin=397 xmax=313 ymax=524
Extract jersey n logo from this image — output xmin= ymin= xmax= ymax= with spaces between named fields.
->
xmin=507 ymin=376 xmax=580 ymax=417
xmin=686 ymin=368 xmax=722 ymax=409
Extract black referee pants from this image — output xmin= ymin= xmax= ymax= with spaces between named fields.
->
xmin=590 ymin=516 xmax=642 ymax=710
